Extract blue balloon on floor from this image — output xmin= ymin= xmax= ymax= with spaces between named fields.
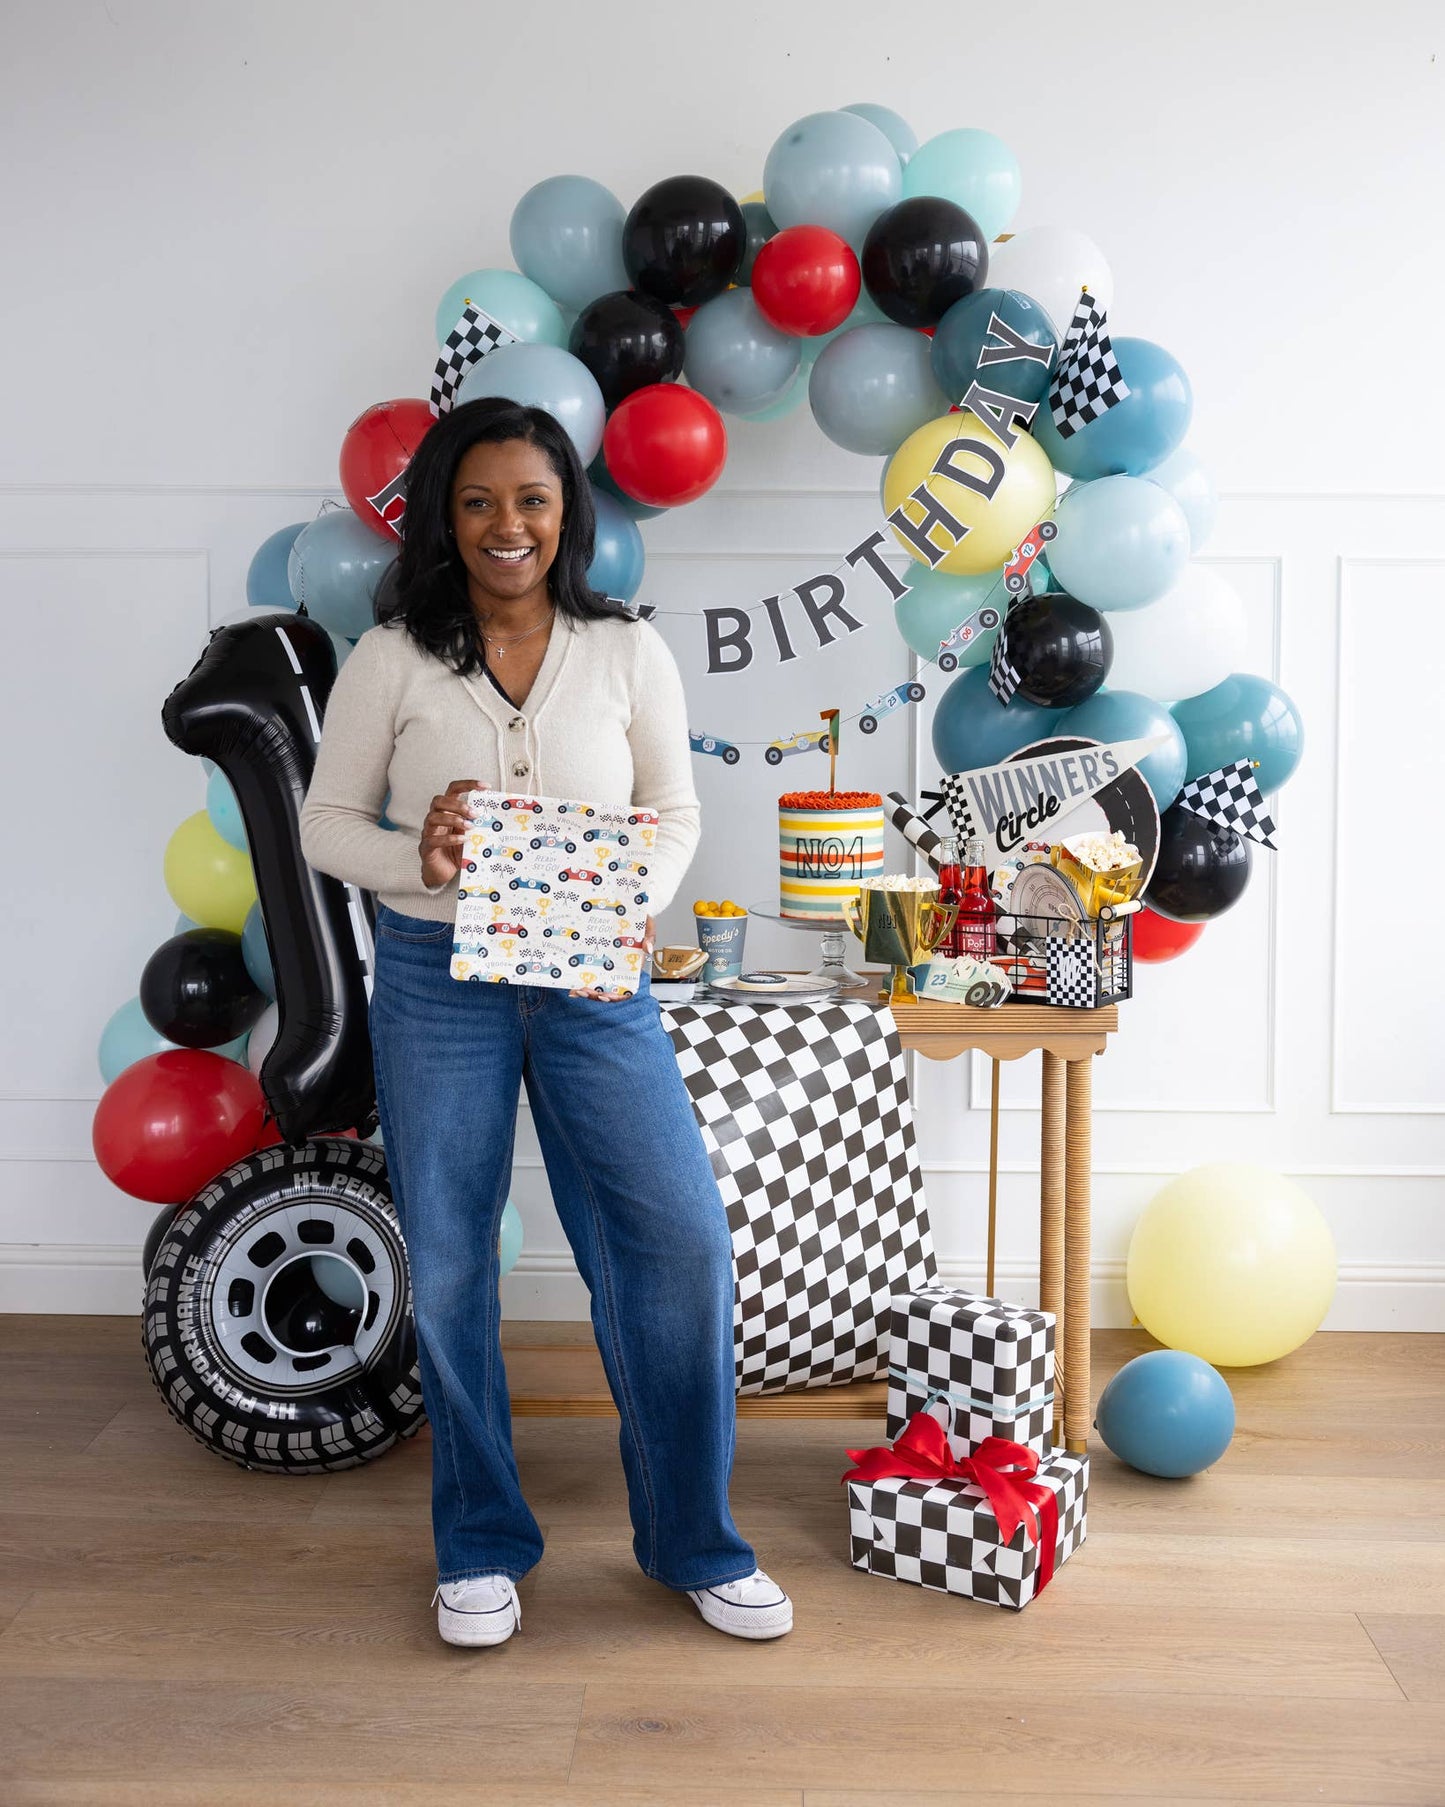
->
xmin=499 ymin=1199 xmax=524 ymax=1276
xmin=587 ymin=488 xmax=646 ymax=602
xmin=1094 ymin=1348 xmax=1235 ymax=1478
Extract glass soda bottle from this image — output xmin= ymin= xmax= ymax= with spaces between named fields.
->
xmin=958 ymin=834 xmax=998 ymax=958
xmin=936 ymin=835 xmax=965 ymax=957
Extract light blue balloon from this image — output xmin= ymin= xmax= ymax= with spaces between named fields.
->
xmin=99 ymin=997 xmax=246 ymax=1083
xmin=739 ymin=363 xmax=810 ymax=423
xmin=1147 ymin=446 xmax=1218 ymax=552
xmin=931 ymin=288 xmax=1056 ymax=407
xmin=809 ymin=322 xmax=950 ymax=456
xmin=895 ymin=565 xmax=1006 ymax=666
xmin=737 ymin=201 xmax=777 ymax=285
xmin=326 ymin=628 xmax=353 ymax=671
xmin=902 ymin=128 xmax=1022 ymax=242
xmin=932 ymin=664 xmax=1063 ymax=773
xmin=1047 ymin=477 xmax=1190 ymax=612
xmin=510 ymin=174 xmax=630 ymax=312
xmin=800 ymin=289 xmax=889 ymax=369
xmin=499 ymin=1199 xmax=524 ymax=1276
xmin=206 ymin=767 xmax=247 ymax=851
xmin=310 ymin=1253 xmax=366 ymax=1312
xmin=242 ymin=902 xmax=276 ymax=1000
xmin=683 ymin=289 xmax=800 ymax=416
xmin=1034 ymin=338 xmax=1193 ymax=480
xmin=589 ymin=450 xmax=667 ymax=522
xmin=433 ymin=267 xmax=568 ymax=350
xmin=454 ymin=341 xmax=606 ymax=465
xmin=1060 ymin=687 xmax=1188 ymax=809
xmin=288 ymin=511 xmax=396 ymax=639
xmin=246 ymin=523 xmax=305 ymax=610
xmin=587 ymin=487 xmax=645 ymax=601
xmin=1094 ymin=1349 xmax=1235 ymax=1478
xmin=842 ymin=103 xmax=918 ymax=165
xmin=764 ymin=110 xmax=902 ymax=251
xmin=174 ymin=912 xmax=201 ymax=934
xmin=1171 ymin=674 xmax=1304 ymax=794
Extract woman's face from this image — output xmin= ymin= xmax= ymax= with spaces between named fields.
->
xmin=450 ymin=437 xmax=565 ymax=611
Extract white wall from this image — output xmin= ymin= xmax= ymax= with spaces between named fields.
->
xmin=2 ymin=0 xmax=1441 ymax=1322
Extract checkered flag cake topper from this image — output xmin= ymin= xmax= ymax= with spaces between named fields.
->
xmin=1050 ymin=289 xmax=1130 ymax=439
xmin=430 ymin=302 xmax=519 ymax=417
xmin=1177 ymin=759 xmax=1278 ymax=848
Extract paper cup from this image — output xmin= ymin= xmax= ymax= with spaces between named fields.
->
xmin=696 ymin=915 xmax=747 ymax=983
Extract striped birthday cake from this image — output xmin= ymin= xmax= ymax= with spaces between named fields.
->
xmin=779 ymin=790 xmax=886 ymax=920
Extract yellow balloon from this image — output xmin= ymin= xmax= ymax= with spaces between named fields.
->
xmin=739 ymin=188 xmax=765 ymax=206
xmin=883 ymin=411 xmax=1057 ymax=575
xmin=164 ymin=810 xmax=257 ymax=934
xmin=1126 ymin=1164 xmax=1337 ymax=1367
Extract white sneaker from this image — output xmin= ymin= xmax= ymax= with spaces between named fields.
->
xmin=432 ymin=1574 xmax=520 ymax=1647
xmin=687 ymin=1568 xmax=793 ymax=1639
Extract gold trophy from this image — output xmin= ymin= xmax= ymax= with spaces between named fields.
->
xmin=841 ymin=884 xmax=958 ymax=1006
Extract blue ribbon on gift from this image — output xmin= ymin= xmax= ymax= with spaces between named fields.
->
xmin=888 ymin=1366 xmax=1055 ymax=1422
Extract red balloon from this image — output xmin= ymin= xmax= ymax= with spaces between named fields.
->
xmin=751 ymin=225 xmax=861 ymax=336
xmin=1133 ymin=907 xmax=1206 ymax=963
xmin=673 ymin=305 xmax=698 ymax=330
xmin=339 ymin=399 xmax=435 ymax=540
xmin=603 ymin=385 xmax=727 ymax=508
xmin=92 ymin=1050 xmax=266 ymax=1203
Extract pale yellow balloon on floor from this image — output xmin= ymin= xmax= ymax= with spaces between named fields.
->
xmin=164 ymin=810 xmax=257 ymax=935
xmin=883 ymin=411 xmax=1057 ymax=575
xmin=1126 ymin=1163 xmax=1337 ymax=1367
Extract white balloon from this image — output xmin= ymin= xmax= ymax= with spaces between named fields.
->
xmin=246 ymin=1002 xmax=279 ymax=1077
xmin=1147 ymin=446 xmax=1218 ymax=552
xmin=987 ymin=227 xmax=1114 ymax=340
xmin=1104 ymin=565 xmax=1248 ymax=704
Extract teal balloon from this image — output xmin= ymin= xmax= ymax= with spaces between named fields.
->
xmin=739 ymin=363 xmax=809 ymax=423
xmin=931 ymin=288 xmax=1056 ymax=407
xmin=509 ymin=174 xmax=630 ymax=311
xmin=241 ymin=902 xmax=276 ymax=1000
xmin=1047 ymin=477 xmax=1190 ymax=613
xmin=433 ymin=267 xmax=567 ymax=350
xmin=1060 ymin=687 xmax=1188 ymax=809
xmin=809 ymin=322 xmax=950 ymax=455
xmin=499 ymin=1199 xmax=524 ymax=1276
xmin=737 ymin=201 xmax=777 ymax=284
xmin=932 ymin=665 xmax=1063 ymax=773
xmin=1034 ymin=338 xmax=1192 ymax=479
xmin=1171 ymin=674 xmax=1304 ymax=794
xmin=206 ymin=768 xmax=247 ymax=851
xmin=683 ymin=289 xmax=800 ymax=416
xmin=100 ymin=996 xmax=245 ymax=1083
xmin=589 ymin=450 xmax=666 ymax=521
xmin=587 ymin=488 xmax=645 ymax=601
xmin=895 ymin=565 xmax=1006 ymax=666
xmin=1147 ymin=446 xmax=1218 ymax=552
xmin=246 ymin=523 xmax=305 ymax=610
xmin=902 ymin=128 xmax=1022 ymax=242
xmin=764 ymin=110 xmax=902 ymax=250
xmin=1094 ymin=1350 xmax=1235 ymax=1478
xmin=842 ymin=103 xmax=918 ymax=165
xmin=455 ymin=341 xmax=606 ymax=465
xmin=288 ymin=510 xmax=395 ymax=639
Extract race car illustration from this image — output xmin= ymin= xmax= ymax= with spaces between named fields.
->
xmin=516 ymin=959 xmax=564 ymax=979
xmin=607 ymin=859 xmax=648 ymax=876
xmin=473 ymin=845 xmax=523 ymax=863
xmin=764 ymin=727 xmax=831 ymax=766
xmin=559 ymin=866 xmax=602 ymax=887
xmin=502 ymin=798 xmax=544 ymax=813
xmin=857 ymin=680 xmax=926 ymax=734
xmin=1003 ymin=518 xmax=1058 ymax=595
xmin=485 ymin=921 xmax=528 ymax=937
xmin=530 ymin=833 xmax=577 ymax=853
xmin=689 ymin=730 xmax=742 ymax=765
xmin=569 ymin=952 xmax=615 ymax=972
xmin=509 ymin=876 xmax=551 ymax=893
xmin=581 ymin=897 xmax=629 ymax=916
xmin=613 ymin=933 xmax=649 ymax=951
xmin=540 ymin=924 xmax=581 ymax=940
xmin=937 ymin=604 xmax=1003 ymax=672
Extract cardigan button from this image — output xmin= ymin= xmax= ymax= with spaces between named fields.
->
xmin=511 ymin=762 xmax=529 ymax=779
xmin=508 ymin=716 xmax=525 ymax=731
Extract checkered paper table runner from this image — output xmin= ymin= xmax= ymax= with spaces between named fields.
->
xmin=660 ymin=999 xmax=937 ymax=1396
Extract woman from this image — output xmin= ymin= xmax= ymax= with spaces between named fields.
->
xmin=298 ymin=397 xmax=791 ymax=1648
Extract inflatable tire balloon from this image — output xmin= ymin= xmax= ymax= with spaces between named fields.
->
xmin=141 ymin=1203 xmax=178 ymax=1277
xmin=161 ymin=613 xmax=378 ymax=1143
xmin=142 ymin=1138 xmax=425 ymax=1471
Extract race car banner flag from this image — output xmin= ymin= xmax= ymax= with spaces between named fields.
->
xmin=1049 ymin=290 xmax=1130 ymax=440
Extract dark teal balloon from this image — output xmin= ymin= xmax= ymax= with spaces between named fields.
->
xmin=931 ymin=288 xmax=1056 ymax=407
xmin=588 ymin=450 xmax=667 ymax=522
xmin=587 ymin=488 xmax=646 ymax=601
xmin=1171 ymin=673 xmax=1303 ymax=795
xmin=1034 ymin=337 xmax=1192 ymax=479
xmin=932 ymin=664 xmax=1062 ymax=773
xmin=246 ymin=523 xmax=305 ymax=610
xmin=1094 ymin=1349 xmax=1235 ymax=1478
xmin=1060 ymin=688 xmax=1187 ymax=809
xmin=738 ymin=201 xmax=778 ymax=284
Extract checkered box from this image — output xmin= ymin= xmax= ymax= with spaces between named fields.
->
xmin=848 ymin=1452 xmax=1088 ymax=1610
xmin=886 ymin=1286 xmax=1055 ymax=1458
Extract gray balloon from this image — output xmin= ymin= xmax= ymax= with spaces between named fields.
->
xmin=737 ymin=200 xmax=777 ymax=285
xmin=763 ymin=110 xmax=902 ymax=251
xmin=683 ymin=289 xmax=801 ymax=416
xmin=808 ymin=322 xmax=950 ymax=456
xmin=509 ymin=174 xmax=630 ymax=312
xmin=842 ymin=103 xmax=918 ymax=165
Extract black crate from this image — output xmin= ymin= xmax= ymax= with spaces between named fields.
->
xmin=983 ymin=906 xmax=1133 ymax=1008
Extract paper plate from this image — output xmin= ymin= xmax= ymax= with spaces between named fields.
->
xmin=704 ymin=974 xmax=838 ymax=1002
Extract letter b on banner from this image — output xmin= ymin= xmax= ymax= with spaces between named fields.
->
xmin=883 ymin=410 xmax=1055 ymax=575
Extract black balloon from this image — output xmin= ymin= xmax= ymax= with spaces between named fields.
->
xmin=569 ymin=290 xmax=684 ymax=412
xmin=622 ymin=175 xmax=746 ymax=307
xmin=1146 ymin=805 xmax=1254 ymax=922
xmin=139 ymin=927 xmax=267 ymax=1049
xmin=998 ymin=591 xmax=1112 ymax=708
xmin=862 ymin=195 xmax=989 ymax=328
xmin=162 ymin=613 xmax=378 ymax=1143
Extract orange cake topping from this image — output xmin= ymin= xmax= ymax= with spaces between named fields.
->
xmin=779 ymin=790 xmax=883 ymax=808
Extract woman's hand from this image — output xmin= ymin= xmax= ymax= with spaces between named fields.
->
xmin=571 ymin=915 xmax=655 ymax=1002
xmin=419 ymin=778 xmax=481 ymax=890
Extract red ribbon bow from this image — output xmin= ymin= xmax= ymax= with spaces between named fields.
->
xmin=842 ymin=1412 xmax=1060 ymax=1592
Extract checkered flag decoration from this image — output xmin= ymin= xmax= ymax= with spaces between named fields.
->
xmin=661 ymin=998 xmax=937 ymax=1396
xmin=988 ymin=612 xmax=1021 ymax=706
xmin=430 ymin=303 xmax=519 ymax=416
xmin=886 ymin=792 xmax=945 ymax=875
xmin=1050 ymin=289 xmax=1130 ymax=439
xmin=1045 ymin=936 xmax=1097 ymax=1009
xmin=917 ymin=772 xmax=978 ymax=844
xmin=1177 ymin=759 xmax=1278 ymax=848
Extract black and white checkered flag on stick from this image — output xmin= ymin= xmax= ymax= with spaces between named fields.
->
xmin=988 ymin=616 xmax=1021 ymax=706
xmin=1177 ymin=759 xmax=1277 ymax=848
xmin=916 ymin=774 xmax=978 ymax=844
xmin=887 ymin=793 xmax=945 ymax=873
xmin=1050 ymin=289 xmax=1130 ymax=439
xmin=430 ymin=303 xmax=518 ymax=416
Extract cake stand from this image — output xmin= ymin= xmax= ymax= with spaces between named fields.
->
xmin=746 ymin=901 xmax=871 ymax=991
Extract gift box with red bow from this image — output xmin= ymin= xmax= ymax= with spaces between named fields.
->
xmin=843 ymin=1412 xmax=1088 ymax=1610
xmin=887 ymin=1285 xmax=1055 ymax=1460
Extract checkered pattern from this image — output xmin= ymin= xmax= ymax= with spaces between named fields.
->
xmin=988 ymin=618 xmax=1021 ymax=706
xmin=848 ymin=1452 xmax=1088 ymax=1610
xmin=885 ymin=792 xmax=945 ymax=875
xmin=1050 ymin=290 xmax=1129 ymax=439
xmin=1045 ymin=937 xmax=1097 ymax=1008
xmin=661 ymin=1000 xmax=936 ymax=1396
xmin=1177 ymin=759 xmax=1278 ymax=848
xmin=886 ymin=1287 xmax=1055 ymax=1458
xmin=920 ymin=772 xmax=979 ymax=844
xmin=429 ymin=303 xmax=519 ymax=416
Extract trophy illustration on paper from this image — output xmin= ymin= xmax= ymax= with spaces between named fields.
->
xmin=842 ymin=879 xmax=958 ymax=1006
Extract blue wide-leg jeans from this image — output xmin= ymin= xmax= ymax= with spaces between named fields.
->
xmin=368 ymin=904 xmax=757 ymax=1591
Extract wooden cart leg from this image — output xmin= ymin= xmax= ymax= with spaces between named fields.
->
xmin=985 ymin=1058 xmax=1001 ymax=1297
xmin=1039 ymin=1050 xmax=1066 ymax=1444
xmin=1063 ymin=1054 xmax=1093 ymax=1453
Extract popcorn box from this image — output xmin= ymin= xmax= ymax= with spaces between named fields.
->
xmin=887 ymin=1286 xmax=1055 ymax=1459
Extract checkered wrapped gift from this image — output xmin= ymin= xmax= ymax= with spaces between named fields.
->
xmin=887 ymin=1285 xmax=1055 ymax=1458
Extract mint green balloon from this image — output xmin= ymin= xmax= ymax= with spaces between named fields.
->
xmin=206 ymin=767 xmax=247 ymax=852
xmin=499 ymin=1199 xmax=524 ymax=1276
xmin=99 ymin=996 xmax=246 ymax=1083
xmin=895 ymin=565 xmax=1006 ymax=667
xmin=433 ymin=267 xmax=567 ymax=350
xmin=903 ymin=128 xmax=1022 ymax=242
xmin=739 ymin=363 xmax=810 ymax=423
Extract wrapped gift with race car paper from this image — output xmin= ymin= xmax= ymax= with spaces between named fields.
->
xmin=887 ymin=1285 xmax=1056 ymax=1459
xmin=451 ymin=791 xmax=658 ymax=994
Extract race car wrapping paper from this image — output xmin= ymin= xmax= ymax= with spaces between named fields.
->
xmin=451 ymin=791 xmax=658 ymax=993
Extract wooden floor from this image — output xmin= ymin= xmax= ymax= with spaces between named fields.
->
xmin=2 ymin=1318 xmax=1443 ymax=1806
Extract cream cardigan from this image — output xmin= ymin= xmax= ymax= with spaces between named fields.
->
xmin=298 ymin=613 xmax=700 ymax=921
